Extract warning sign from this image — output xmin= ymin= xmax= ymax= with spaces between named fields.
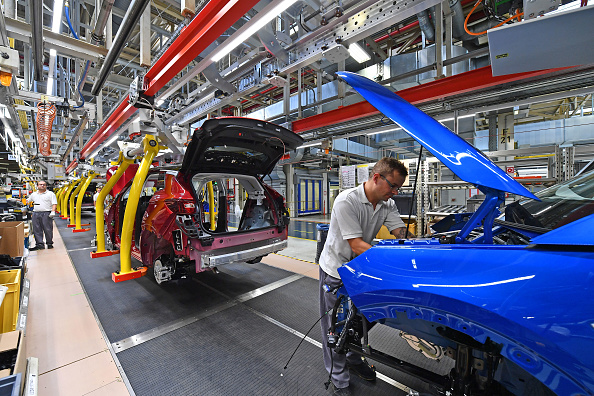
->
xmin=506 ymin=166 xmax=515 ymax=175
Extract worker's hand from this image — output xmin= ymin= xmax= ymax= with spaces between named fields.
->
xmin=49 ymin=211 xmax=56 ymax=219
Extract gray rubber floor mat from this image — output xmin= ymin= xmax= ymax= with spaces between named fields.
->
xmin=55 ymin=216 xmax=441 ymax=395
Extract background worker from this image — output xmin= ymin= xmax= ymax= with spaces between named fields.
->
xmin=93 ymin=185 xmax=102 ymax=207
xmin=27 ymin=180 xmax=58 ymax=250
xmin=318 ymin=158 xmax=410 ymax=395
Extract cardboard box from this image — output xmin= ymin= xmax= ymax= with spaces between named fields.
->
xmin=0 ymin=222 xmax=24 ymax=258
xmin=0 ymin=330 xmax=26 ymax=391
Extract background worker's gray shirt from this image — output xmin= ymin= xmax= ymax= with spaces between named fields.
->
xmin=29 ymin=191 xmax=58 ymax=212
xmin=319 ymin=183 xmax=405 ymax=279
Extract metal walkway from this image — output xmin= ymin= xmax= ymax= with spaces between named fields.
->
xmin=55 ymin=214 xmax=451 ymax=396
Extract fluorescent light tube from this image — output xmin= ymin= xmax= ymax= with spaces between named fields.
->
xmin=348 ymin=43 xmax=371 ymax=63
xmin=46 ymin=77 xmax=54 ymax=95
xmin=5 ymin=125 xmax=16 ymax=143
xmin=52 ymin=0 xmax=64 ymax=33
xmin=212 ymin=0 xmax=298 ymax=62
xmin=297 ymin=142 xmax=322 ymax=149
xmin=105 ymin=133 xmax=121 ymax=146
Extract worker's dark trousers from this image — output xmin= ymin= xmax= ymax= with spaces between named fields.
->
xmin=319 ymin=267 xmax=362 ymax=389
xmin=32 ymin=211 xmax=53 ymax=247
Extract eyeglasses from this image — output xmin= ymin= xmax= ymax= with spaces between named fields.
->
xmin=379 ymin=174 xmax=399 ymax=192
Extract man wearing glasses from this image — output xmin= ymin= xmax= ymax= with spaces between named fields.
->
xmin=27 ymin=180 xmax=58 ymax=251
xmin=319 ymin=157 xmax=409 ymax=395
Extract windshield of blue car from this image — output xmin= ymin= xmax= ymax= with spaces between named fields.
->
xmin=507 ymin=170 xmax=594 ymax=230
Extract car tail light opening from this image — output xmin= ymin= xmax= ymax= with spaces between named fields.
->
xmin=165 ymin=199 xmax=196 ymax=214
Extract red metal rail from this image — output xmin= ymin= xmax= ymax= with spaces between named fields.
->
xmin=65 ymin=160 xmax=78 ymax=174
xmin=292 ymin=65 xmax=571 ymax=134
xmin=77 ymin=0 xmax=260 ymax=162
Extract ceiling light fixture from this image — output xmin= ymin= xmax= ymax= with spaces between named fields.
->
xmin=297 ymin=142 xmax=322 ymax=149
xmin=105 ymin=132 xmax=122 ymax=146
xmin=212 ymin=0 xmax=298 ymax=62
xmin=368 ymin=127 xmax=403 ymax=136
xmin=52 ymin=0 xmax=64 ymax=33
xmin=348 ymin=43 xmax=371 ymax=63
xmin=46 ymin=77 xmax=54 ymax=95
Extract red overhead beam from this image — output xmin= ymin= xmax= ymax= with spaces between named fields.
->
xmin=65 ymin=160 xmax=78 ymax=174
xmin=80 ymin=99 xmax=136 ymax=160
xmin=145 ymin=0 xmax=260 ymax=96
xmin=292 ymin=65 xmax=572 ymax=134
xmin=77 ymin=0 xmax=260 ymax=161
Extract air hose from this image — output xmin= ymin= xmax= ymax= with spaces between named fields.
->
xmin=36 ymin=102 xmax=57 ymax=156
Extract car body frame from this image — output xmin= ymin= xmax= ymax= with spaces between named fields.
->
xmin=104 ymin=117 xmax=303 ymax=283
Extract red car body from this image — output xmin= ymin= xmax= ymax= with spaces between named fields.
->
xmin=104 ymin=118 xmax=303 ymax=283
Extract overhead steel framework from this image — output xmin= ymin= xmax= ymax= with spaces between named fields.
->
xmin=78 ymin=0 xmax=261 ymax=160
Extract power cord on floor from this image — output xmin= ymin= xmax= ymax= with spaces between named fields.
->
xmin=283 ymin=309 xmax=330 ymax=370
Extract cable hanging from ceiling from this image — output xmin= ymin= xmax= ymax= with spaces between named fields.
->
xmin=65 ymin=2 xmax=90 ymax=109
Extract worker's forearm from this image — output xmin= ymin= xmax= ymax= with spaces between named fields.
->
xmin=391 ymin=227 xmax=409 ymax=239
xmin=349 ymin=239 xmax=373 ymax=256
xmin=52 ymin=204 xmax=57 ymax=211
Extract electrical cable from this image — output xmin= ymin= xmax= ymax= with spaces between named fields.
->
xmin=463 ymin=0 xmax=524 ymax=36
xmin=406 ymin=146 xmax=423 ymax=237
xmin=283 ymin=309 xmax=330 ymax=370
xmin=65 ymin=4 xmax=90 ymax=109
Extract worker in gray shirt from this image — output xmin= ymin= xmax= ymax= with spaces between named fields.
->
xmin=319 ymin=158 xmax=409 ymax=395
xmin=27 ymin=180 xmax=58 ymax=250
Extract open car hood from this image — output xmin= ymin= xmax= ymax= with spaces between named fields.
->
xmin=337 ymin=72 xmax=538 ymax=199
xmin=180 ymin=117 xmax=303 ymax=177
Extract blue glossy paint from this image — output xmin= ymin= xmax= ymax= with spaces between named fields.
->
xmin=531 ymin=212 xmax=594 ymax=246
xmin=336 ymin=72 xmax=538 ymax=200
xmin=456 ymin=187 xmax=503 ymax=243
xmin=338 ymin=234 xmax=594 ymax=395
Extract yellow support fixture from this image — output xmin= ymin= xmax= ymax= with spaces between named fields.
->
xmin=73 ymin=171 xmax=97 ymax=232
xmin=110 ymin=151 xmax=123 ymax=166
xmin=114 ymin=135 xmax=165 ymax=283
xmin=207 ymin=181 xmax=216 ymax=231
xmin=68 ymin=177 xmax=87 ymax=227
xmin=91 ymin=153 xmax=134 ymax=258
xmin=55 ymin=187 xmax=64 ymax=213
xmin=61 ymin=179 xmax=81 ymax=219
xmin=57 ymin=183 xmax=70 ymax=215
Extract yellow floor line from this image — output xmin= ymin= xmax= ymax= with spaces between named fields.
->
xmin=288 ymin=235 xmax=316 ymax=242
xmin=273 ymin=252 xmax=318 ymax=264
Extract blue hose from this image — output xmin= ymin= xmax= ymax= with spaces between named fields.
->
xmin=65 ymin=5 xmax=89 ymax=108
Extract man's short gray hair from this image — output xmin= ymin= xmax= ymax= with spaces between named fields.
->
xmin=372 ymin=157 xmax=408 ymax=178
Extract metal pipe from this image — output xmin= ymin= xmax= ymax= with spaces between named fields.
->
xmin=417 ymin=9 xmax=435 ymax=42
xmin=91 ymin=0 xmax=151 ymax=96
xmin=73 ymin=171 xmax=97 ymax=232
xmin=68 ymin=177 xmax=88 ymax=227
xmin=92 ymin=153 xmax=134 ymax=258
xmin=29 ymin=0 xmax=43 ymax=81
xmin=61 ymin=115 xmax=89 ymax=162
xmin=115 ymin=135 xmax=162 ymax=282
xmin=91 ymin=0 xmax=116 ymax=45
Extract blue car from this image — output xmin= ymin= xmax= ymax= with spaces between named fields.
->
xmin=330 ymin=72 xmax=594 ymax=396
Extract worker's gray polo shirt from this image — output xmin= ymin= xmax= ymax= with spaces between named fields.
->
xmin=319 ymin=183 xmax=405 ymax=279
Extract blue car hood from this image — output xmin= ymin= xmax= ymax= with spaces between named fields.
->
xmin=337 ymin=72 xmax=538 ymax=200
